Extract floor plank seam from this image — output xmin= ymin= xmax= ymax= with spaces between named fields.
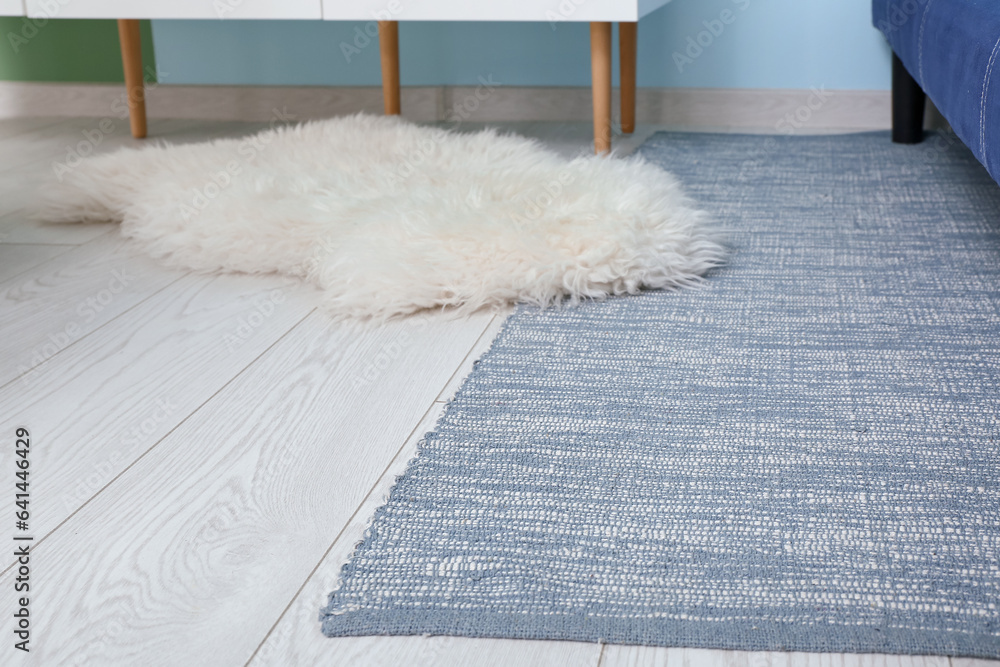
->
xmin=0 ymin=270 xmax=188 ymax=392
xmin=0 ymin=306 xmax=317 ymax=576
xmin=433 ymin=312 xmax=503 ymax=403
xmin=0 ymin=229 xmax=118 ymax=283
xmin=242 ymin=395 xmax=445 ymax=666
xmin=0 ymin=243 xmax=79 ymax=284
xmin=245 ymin=317 xmax=497 ymax=664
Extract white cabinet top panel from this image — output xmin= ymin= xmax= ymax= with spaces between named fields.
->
xmin=0 ymin=0 xmax=23 ymax=16
xmin=321 ymin=0 xmax=673 ymax=22
xmin=21 ymin=0 xmax=671 ymax=21
xmin=25 ymin=0 xmax=321 ymax=19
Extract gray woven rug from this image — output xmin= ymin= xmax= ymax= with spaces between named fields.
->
xmin=320 ymin=132 xmax=1000 ymax=658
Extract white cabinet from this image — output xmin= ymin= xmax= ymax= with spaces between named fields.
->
xmin=24 ymin=0 xmax=321 ymax=20
xmin=320 ymin=0 xmax=672 ymax=22
xmin=16 ymin=0 xmax=672 ymax=21
xmin=0 ymin=0 xmax=24 ymax=16
xmin=20 ymin=0 xmax=664 ymax=152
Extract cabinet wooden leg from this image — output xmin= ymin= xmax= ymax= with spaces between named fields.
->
xmin=590 ymin=22 xmax=612 ymax=154
xmin=619 ymin=21 xmax=637 ymax=135
xmin=117 ymin=19 xmax=147 ymax=139
xmin=378 ymin=21 xmax=401 ymax=115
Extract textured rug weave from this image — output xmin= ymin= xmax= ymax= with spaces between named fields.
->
xmin=320 ymin=132 xmax=1000 ymax=657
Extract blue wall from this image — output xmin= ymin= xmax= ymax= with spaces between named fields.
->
xmin=151 ymin=0 xmax=891 ymax=90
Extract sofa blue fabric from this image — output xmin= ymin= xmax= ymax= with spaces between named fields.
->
xmin=874 ymin=0 xmax=1000 ymax=186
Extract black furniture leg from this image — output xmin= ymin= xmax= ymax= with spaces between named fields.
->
xmin=892 ymin=52 xmax=925 ymax=144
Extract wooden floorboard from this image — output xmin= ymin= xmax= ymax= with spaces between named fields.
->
xmin=0 ymin=232 xmax=185 ymax=387
xmin=433 ymin=309 xmax=510 ymax=403
xmin=0 ymin=271 xmax=318 ymax=551
xmin=0 ymin=116 xmax=69 ymax=142
xmin=600 ymin=647 xmax=952 ymax=667
xmin=0 ymin=308 xmax=493 ymax=665
xmin=0 ymin=242 xmax=73 ymax=282
xmin=259 ymin=635 xmax=602 ymax=667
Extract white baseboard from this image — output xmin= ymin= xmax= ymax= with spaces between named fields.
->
xmin=0 ymin=81 xmax=892 ymax=131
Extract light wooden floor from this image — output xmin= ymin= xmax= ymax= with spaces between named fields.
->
xmin=0 ymin=117 xmax=995 ymax=667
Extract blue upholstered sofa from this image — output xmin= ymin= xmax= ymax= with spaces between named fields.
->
xmin=873 ymin=0 xmax=1000 ymax=186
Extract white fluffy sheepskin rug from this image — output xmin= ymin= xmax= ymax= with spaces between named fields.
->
xmin=39 ymin=114 xmax=724 ymax=319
